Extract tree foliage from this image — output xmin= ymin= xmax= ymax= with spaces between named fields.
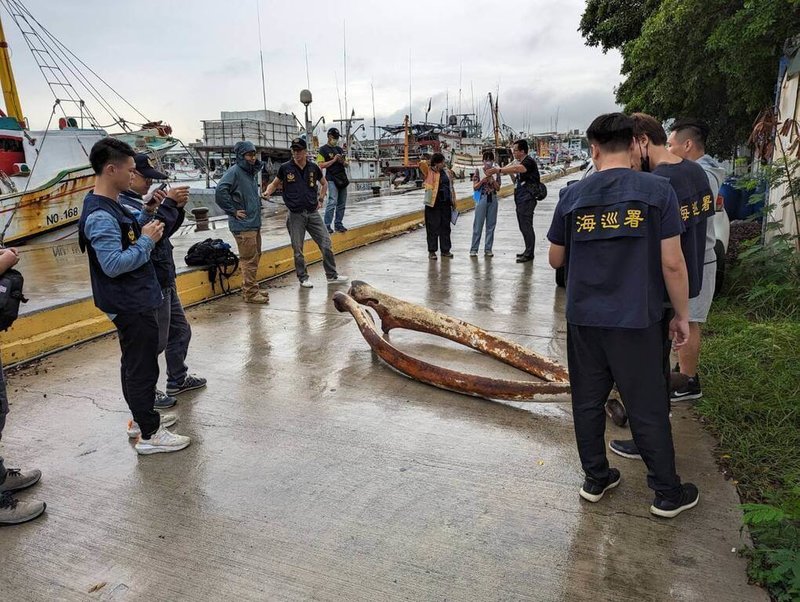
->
xmin=580 ymin=0 xmax=800 ymax=156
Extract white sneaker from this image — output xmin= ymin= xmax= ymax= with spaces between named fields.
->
xmin=469 ymin=251 xmax=478 ymax=257
xmin=327 ymin=274 xmax=349 ymax=284
xmin=134 ymin=425 xmax=191 ymax=455
xmin=299 ymin=279 xmax=314 ymax=288
xmin=127 ymin=414 xmax=178 ymax=439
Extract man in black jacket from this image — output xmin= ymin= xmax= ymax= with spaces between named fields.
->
xmin=119 ymin=155 xmax=206 ymax=418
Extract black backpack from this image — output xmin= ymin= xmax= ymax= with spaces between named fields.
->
xmin=0 ymin=268 xmax=27 ymax=331
xmin=184 ymin=238 xmax=240 ymax=294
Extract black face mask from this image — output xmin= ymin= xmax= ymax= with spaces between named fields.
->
xmin=638 ymin=142 xmax=650 ymax=172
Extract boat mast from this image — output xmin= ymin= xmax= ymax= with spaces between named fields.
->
xmin=0 ymin=13 xmax=24 ymax=126
xmin=403 ymin=114 xmax=409 ymax=167
xmin=489 ymin=93 xmax=500 ymax=148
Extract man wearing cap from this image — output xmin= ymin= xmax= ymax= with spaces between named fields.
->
xmin=216 ymin=141 xmax=269 ymax=304
xmin=317 ymin=128 xmax=350 ymax=233
xmin=264 ymin=137 xmax=348 ymax=288
xmin=119 ymin=154 xmax=207 ymax=423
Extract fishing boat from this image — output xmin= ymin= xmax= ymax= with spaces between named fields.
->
xmin=0 ymin=1 xmax=176 ymax=244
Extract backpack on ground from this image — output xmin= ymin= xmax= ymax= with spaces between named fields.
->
xmin=184 ymin=238 xmax=240 ymax=295
xmin=0 ymin=268 xmax=27 ymax=331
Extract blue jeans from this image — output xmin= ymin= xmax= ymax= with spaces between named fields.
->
xmin=156 ymin=286 xmax=192 ymax=390
xmin=323 ymin=183 xmax=348 ymax=229
xmin=470 ymin=193 xmax=499 ymax=253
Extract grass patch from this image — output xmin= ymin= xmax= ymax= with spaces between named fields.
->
xmin=697 ymin=300 xmax=800 ymax=599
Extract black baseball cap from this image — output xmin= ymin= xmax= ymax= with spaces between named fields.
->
xmin=134 ymin=153 xmax=168 ymax=180
xmin=327 ymin=127 xmax=340 ymax=138
xmin=290 ymin=137 xmax=307 ymax=150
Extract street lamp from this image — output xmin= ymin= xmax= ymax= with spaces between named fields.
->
xmin=300 ymin=89 xmax=312 ymax=151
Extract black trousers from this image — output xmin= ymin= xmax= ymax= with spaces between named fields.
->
xmin=113 ymin=310 xmax=161 ymax=439
xmin=425 ymin=202 xmax=452 ymax=253
xmin=515 ymin=200 xmax=536 ymax=257
xmin=566 ymin=316 xmax=682 ymax=496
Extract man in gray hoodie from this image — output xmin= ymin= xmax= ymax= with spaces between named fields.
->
xmin=667 ymin=119 xmax=727 ymax=400
xmin=215 ymin=141 xmax=269 ymax=303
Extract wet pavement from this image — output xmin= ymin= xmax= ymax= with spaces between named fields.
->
xmin=17 ymin=180 xmax=472 ymax=315
xmin=0 ymin=175 xmax=766 ymax=601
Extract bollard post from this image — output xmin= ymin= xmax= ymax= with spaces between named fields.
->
xmin=191 ymin=207 xmax=210 ymax=232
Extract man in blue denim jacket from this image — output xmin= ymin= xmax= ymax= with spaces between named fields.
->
xmin=79 ymin=138 xmax=190 ymax=456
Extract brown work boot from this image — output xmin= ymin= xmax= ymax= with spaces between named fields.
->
xmin=244 ymin=292 xmax=269 ymax=304
xmin=0 ymin=491 xmax=46 ymax=525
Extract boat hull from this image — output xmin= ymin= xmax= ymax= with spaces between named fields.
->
xmin=0 ymin=166 xmax=94 ymax=244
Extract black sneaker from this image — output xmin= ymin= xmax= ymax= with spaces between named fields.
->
xmin=609 ymin=439 xmax=642 ymax=460
xmin=579 ymin=468 xmax=621 ymax=502
xmin=670 ymin=375 xmax=702 ymax=401
xmin=516 ymin=252 xmax=526 ymax=258
xmin=429 ymin=252 xmax=437 ymax=260
xmin=441 ymin=252 xmax=454 ymax=258
xmin=650 ymin=483 xmax=700 ymax=518
xmin=334 ymin=225 xmax=348 ymax=232
xmin=326 ymin=225 xmax=334 ymax=234
xmin=154 ymin=390 xmax=177 ymax=409
xmin=516 ymin=255 xmax=533 ymax=263
xmin=166 ymin=375 xmax=207 ymax=396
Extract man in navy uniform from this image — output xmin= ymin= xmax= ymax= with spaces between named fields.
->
xmin=608 ymin=113 xmax=715 ymax=461
xmin=264 ymin=137 xmax=348 ymax=288
xmin=79 ymin=138 xmax=190 ymax=455
xmin=317 ymin=127 xmax=350 ymax=234
xmin=547 ymin=113 xmax=699 ymax=518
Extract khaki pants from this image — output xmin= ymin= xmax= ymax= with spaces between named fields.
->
xmin=233 ymin=230 xmax=262 ymax=299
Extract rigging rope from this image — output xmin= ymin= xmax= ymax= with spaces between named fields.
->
xmin=4 ymin=0 xmax=117 ymax=128
xmin=0 ymin=101 xmax=58 ymax=244
xmin=13 ymin=0 xmax=149 ymax=124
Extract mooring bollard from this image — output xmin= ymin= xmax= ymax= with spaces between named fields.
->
xmin=415 ymin=179 xmax=423 ymax=188
xmin=191 ymin=207 xmax=210 ymax=232
xmin=371 ymin=185 xmax=381 ymax=197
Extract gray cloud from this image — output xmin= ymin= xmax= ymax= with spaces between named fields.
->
xmin=9 ymin=0 xmax=623 ymax=143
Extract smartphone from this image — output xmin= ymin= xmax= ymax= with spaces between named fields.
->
xmin=155 ymin=183 xmax=168 ymax=193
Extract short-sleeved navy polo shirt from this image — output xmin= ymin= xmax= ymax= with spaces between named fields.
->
xmin=277 ymin=159 xmax=323 ymax=213
xmin=652 ymin=161 xmax=714 ymax=299
xmin=318 ymin=144 xmax=346 ymax=181
xmin=547 ymin=168 xmax=683 ymax=329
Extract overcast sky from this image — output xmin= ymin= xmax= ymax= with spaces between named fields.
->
xmin=4 ymin=0 xmax=623 ymax=142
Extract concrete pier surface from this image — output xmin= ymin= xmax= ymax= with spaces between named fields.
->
xmin=0 ymin=175 xmax=766 ymax=601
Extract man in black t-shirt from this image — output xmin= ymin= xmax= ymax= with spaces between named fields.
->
xmin=264 ymin=137 xmax=348 ymax=288
xmin=609 ymin=112 xmax=714 ymax=463
xmin=317 ymin=127 xmax=350 ymax=233
xmin=486 ymin=139 xmax=540 ymax=262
